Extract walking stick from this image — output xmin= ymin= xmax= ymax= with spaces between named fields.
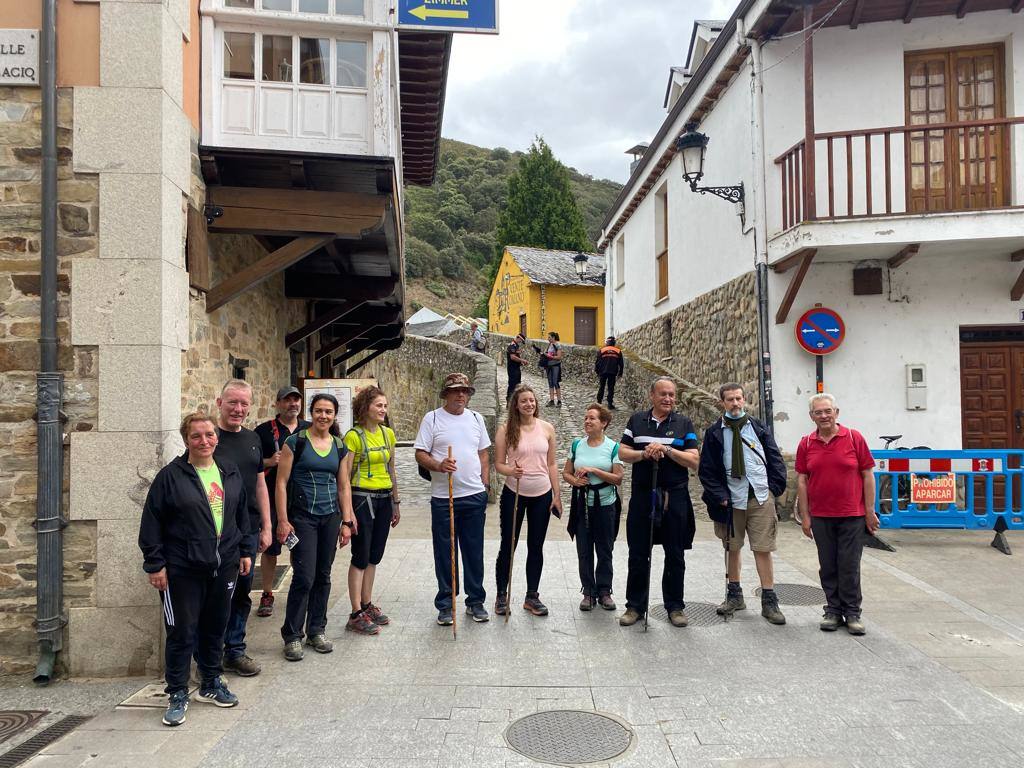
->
xmin=448 ymin=446 xmax=457 ymax=641
xmin=506 ymin=469 xmax=521 ymax=624
xmin=644 ymin=459 xmax=659 ymax=632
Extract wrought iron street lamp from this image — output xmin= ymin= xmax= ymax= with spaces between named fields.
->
xmin=675 ymin=123 xmax=744 ymax=204
xmin=573 ymin=251 xmax=589 ymax=279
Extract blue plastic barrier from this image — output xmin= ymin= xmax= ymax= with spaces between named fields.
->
xmin=873 ymin=449 xmax=1024 ymax=530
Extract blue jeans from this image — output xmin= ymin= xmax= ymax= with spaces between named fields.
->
xmin=431 ymin=491 xmax=487 ymax=610
xmin=223 ymin=565 xmax=253 ymax=660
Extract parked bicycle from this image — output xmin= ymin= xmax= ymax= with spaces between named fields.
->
xmin=876 ymin=434 xmax=930 ymax=514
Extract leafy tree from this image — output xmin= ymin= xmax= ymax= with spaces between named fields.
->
xmin=407 ymin=212 xmax=454 ymax=251
xmin=405 ymin=236 xmax=440 ymax=278
xmin=438 ymin=193 xmax=474 ymax=232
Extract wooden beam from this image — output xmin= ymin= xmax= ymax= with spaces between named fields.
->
xmin=775 ymin=249 xmax=816 ymax=324
xmin=285 ymin=301 xmax=368 ymax=348
xmin=1012 ymin=264 xmax=1024 ymax=301
xmin=771 ymin=247 xmax=817 ymax=274
xmin=315 ymin=325 xmax=378 ymax=362
xmin=956 ymin=0 xmax=971 ymax=17
xmin=1011 ymin=248 xmax=1024 ymax=262
xmin=285 ymin=273 xmax=398 ymax=302
xmin=253 ymin=235 xmax=276 ymax=253
xmin=347 ymin=347 xmax=388 ymax=375
xmin=208 ymin=186 xmax=387 ymax=236
xmin=849 ymin=0 xmax=865 ymax=28
xmin=205 ymin=235 xmax=332 ymax=313
xmin=903 ymin=0 xmax=922 ymax=23
xmin=332 ymin=327 xmax=402 ymax=367
xmin=185 ymin=205 xmax=211 ymax=292
xmin=887 ymin=243 xmax=920 ymax=269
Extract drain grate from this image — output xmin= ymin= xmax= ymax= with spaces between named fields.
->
xmin=0 ymin=715 xmax=90 ymax=768
xmin=505 ymin=710 xmax=633 ymax=765
xmin=755 ymin=583 xmax=826 ymax=606
xmin=0 ymin=713 xmax=46 ymax=747
xmin=648 ymin=602 xmax=726 ymax=627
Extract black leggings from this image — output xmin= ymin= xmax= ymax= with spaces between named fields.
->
xmin=281 ymin=509 xmax=340 ymax=643
xmin=350 ymin=493 xmax=393 ymax=569
xmin=495 ymin=486 xmax=552 ymax=595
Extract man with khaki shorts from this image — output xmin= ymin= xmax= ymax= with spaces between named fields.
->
xmin=698 ymin=383 xmax=788 ymax=625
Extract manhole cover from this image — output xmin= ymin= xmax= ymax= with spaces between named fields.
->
xmin=755 ymin=583 xmax=826 ymax=606
xmin=0 ymin=711 xmax=46 ymax=745
xmin=505 ymin=710 xmax=633 ymax=765
xmin=648 ymin=602 xmax=725 ymax=627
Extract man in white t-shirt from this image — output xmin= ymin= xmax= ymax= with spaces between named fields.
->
xmin=414 ymin=372 xmax=492 ymax=626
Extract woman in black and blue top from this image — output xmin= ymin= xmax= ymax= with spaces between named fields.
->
xmin=275 ymin=393 xmax=353 ymax=661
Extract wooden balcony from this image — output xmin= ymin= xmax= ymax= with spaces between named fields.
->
xmin=775 ymin=116 xmax=1024 ymax=231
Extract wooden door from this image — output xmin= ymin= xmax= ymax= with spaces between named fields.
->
xmin=519 ymin=313 xmax=527 ymax=338
xmin=573 ymin=307 xmax=597 ymax=346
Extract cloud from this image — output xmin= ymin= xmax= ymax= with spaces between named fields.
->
xmin=442 ymin=0 xmax=727 ymax=183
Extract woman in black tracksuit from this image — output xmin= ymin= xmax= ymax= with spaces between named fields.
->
xmin=139 ymin=412 xmax=254 ymax=727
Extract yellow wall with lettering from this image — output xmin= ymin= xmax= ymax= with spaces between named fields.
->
xmin=488 ymin=250 xmax=531 ymax=337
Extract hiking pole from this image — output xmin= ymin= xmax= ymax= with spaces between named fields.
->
xmin=448 ymin=446 xmax=457 ymax=641
xmin=644 ymin=459 xmax=659 ymax=632
xmin=506 ymin=470 xmax=520 ymax=624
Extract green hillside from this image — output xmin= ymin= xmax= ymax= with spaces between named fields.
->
xmin=403 ymin=138 xmax=622 ymax=317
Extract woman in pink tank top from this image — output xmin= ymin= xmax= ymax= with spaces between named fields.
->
xmin=493 ymin=384 xmax=561 ymax=616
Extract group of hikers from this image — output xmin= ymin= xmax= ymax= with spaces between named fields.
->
xmin=139 ymin=366 xmax=878 ymax=728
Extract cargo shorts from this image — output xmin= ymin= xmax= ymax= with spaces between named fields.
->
xmin=714 ymin=494 xmax=778 ymax=552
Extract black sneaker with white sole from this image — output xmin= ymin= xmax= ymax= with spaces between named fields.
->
xmin=162 ymin=690 xmax=189 ymax=726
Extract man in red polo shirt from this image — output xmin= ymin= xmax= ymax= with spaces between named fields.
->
xmin=795 ymin=393 xmax=878 ymax=635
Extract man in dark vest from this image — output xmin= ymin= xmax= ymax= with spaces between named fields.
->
xmin=595 ymin=336 xmax=624 ymax=410
xmin=505 ymin=332 xmax=527 ymax=401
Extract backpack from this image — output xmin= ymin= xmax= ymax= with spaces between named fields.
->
xmin=346 ymin=426 xmax=394 ymax=484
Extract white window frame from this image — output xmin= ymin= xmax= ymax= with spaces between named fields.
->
xmin=220 ymin=0 xmax=366 ymax=18
xmin=614 ymin=234 xmax=625 ymax=289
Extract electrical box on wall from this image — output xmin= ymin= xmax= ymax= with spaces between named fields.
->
xmin=906 ymin=363 xmax=926 ymax=410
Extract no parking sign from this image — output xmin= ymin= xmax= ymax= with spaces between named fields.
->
xmin=795 ymin=307 xmax=845 ymax=355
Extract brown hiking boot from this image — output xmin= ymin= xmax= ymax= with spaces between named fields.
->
xmin=598 ymin=592 xmax=616 ymax=611
xmin=760 ymin=591 xmax=786 ymax=625
xmin=256 ymin=592 xmax=274 ymax=617
xmin=618 ymin=608 xmax=641 ymax=626
xmin=579 ymin=595 xmax=595 ymax=611
xmin=669 ymin=609 xmax=689 ymax=627
xmin=523 ymin=593 xmax=548 ymax=616
xmin=222 ymin=654 xmax=261 ymax=677
xmin=494 ymin=593 xmax=509 ymax=616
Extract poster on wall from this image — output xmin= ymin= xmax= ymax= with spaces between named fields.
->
xmin=301 ymin=378 xmax=377 ymax=435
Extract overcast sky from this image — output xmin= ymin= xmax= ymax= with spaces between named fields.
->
xmin=442 ymin=0 xmax=736 ymax=184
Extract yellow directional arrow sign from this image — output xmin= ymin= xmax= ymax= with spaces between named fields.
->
xmin=409 ymin=5 xmax=470 ymax=20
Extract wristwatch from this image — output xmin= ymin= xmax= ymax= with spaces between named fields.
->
xmin=342 ymin=520 xmax=355 ymax=529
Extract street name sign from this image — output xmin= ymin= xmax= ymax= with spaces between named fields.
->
xmin=397 ymin=0 xmax=498 ymax=34
xmin=795 ymin=307 xmax=845 ymax=356
xmin=0 ymin=30 xmax=39 ymax=86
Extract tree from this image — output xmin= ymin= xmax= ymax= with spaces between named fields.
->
xmin=495 ymin=137 xmax=591 ymax=255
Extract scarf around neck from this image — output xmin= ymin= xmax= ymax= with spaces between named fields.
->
xmin=724 ymin=413 xmax=749 ymax=479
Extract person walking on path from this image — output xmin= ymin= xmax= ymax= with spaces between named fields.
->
xmin=139 ymin=412 xmax=253 ymax=727
xmin=594 ymin=336 xmax=624 ymax=410
xmin=505 ymin=332 xmax=528 ymax=402
xmin=796 ymin=393 xmax=878 ymax=635
xmin=617 ymin=377 xmax=700 ymax=628
xmin=543 ymin=332 xmax=564 ymax=407
xmin=414 ymin=372 xmax=492 ymax=626
xmin=342 ymin=386 xmax=400 ymax=635
xmin=275 ymin=393 xmax=354 ymax=660
xmin=564 ymin=403 xmax=623 ymax=612
xmin=254 ymin=386 xmax=309 ymax=618
xmin=493 ymin=384 xmax=562 ymax=617
xmin=469 ymin=322 xmax=487 ymax=353
xmin=698 ymin=383 xmax=788 ymax=625
xmin=214 ymin=379 xmax=271 ymax=677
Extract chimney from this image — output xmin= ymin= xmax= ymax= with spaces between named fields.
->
xmin=625 ymin=143 xmax=649 ymax=175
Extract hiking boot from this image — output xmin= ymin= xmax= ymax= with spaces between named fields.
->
xmin=466 ymin=603 xmax=490 ymax=622
xmin=608 ymin=405 xmax=617 ymax=411
xmin=819 ymin=613 xmax=843 ymax=632
xmin=845 ymin=616 xmax=866 ymax=635
xmin=256 ymin=591 xmax=274 ymax=618
xmin=283 ymin=640 xmax=304 ymax=661
xmin=436 ymin=608 xmax=454 ymax=626
xmin=196 ymin=677 xmax=238 ymax=708
xmin=306 ymin=633 xmax=334 ymax=653
xmin=346 ymin=611 xmax=380 ymax=636
xmin=760 ymin=592 xmax=786 ymax=626
xmin=362 ymin=602 xmax=389 ymax=626
xmin=716 ymin=592 xmax=746 ymax=616
xmin=162 ymin=690 xmax=189 ymax=727
xmin=494 ymin=593 xmax=509 ymax=616
xmin=579 ymin=595 xmax=595 ymax=611
xmin=545 ymin=400 xmax=556 ymax=407
xmin=669 ymin=609 xmax=689 ymax=627
xmin=222 ymin=654 xmax=260 ymax=677
xmin=556 ymin=400 xmax=563 ymax=407
xmin=598 ymin=593 xmax=616 ymax=611
xmin=619 ymin=608 xmax=641 ymax=626
xmin=523 ymin=593 xmax=548 ymax=616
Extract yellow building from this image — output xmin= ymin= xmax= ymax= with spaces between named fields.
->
xmin=488 ymin=246 xmax=605 ymax=346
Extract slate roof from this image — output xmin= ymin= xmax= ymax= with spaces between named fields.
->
xmin=505 ymin=246 xmax=605 ymax=287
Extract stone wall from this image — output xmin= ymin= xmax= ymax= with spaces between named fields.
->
xmin=616 ymin=271 xmax=761 ymax=415
xmin=0 ymin=87 xmax=100 ymax=676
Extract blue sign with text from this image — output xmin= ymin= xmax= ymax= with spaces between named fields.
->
xmin=795 ymin=307 xmax=845 ymax=356
xmin=397 ymin=0 xmax=498 ymax=34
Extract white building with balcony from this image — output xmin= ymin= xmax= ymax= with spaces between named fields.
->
xmin=600 ymin=0 xmax=1024 ymax=459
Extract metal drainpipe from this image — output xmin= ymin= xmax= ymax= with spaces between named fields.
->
xmin=34 ymin=0 xmax=65 ymax=686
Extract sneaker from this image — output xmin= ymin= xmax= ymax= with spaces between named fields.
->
xmin=222 ymin=654 xmax=261 ymax=677
xmin=608 ymin=405 xmax=617 ymax=411
xmin=760 ymin=592 xmax=786 ymax=625
xmin=306 ymin=633 xmax=334 ymax=652
xmin=523 ymin=594 xmax=548 ymax=616
xmin=162 ymin=690 xmax=189 ymax=727
xmin=598 ymin=593 xmax=616 ymax=611
xmin=437 ymin=608 xmax=454 ymax=626
xmin=545 ymin=400 xmax=556 ymax=407
xmin=466 ymin=603 xmax=490 ymax=622
xmin=619 ymin=608 xmax=641 ymax=626
xmin=494 ymin=593 xmax=509 ymax=616
xmin=669 ymin=609 xmax=689 ymax=627
xmin=716 ymin=593 xmax=746 ymax=616
xmin=284 ymin=639 xmax=304 ymax=661
xmin=196 ymin=677 xmax=239 ymax=708
xmin=556 ymin=400 xmax=563 ymax=407
xmin=346 ymin=611 xmax=381 ymax=636
xmin=256 ymin=591 xmax=274 ymax=617
xmin=845 ymin=616 xmax=866 ymax=635
xmin=579 ymin=595 xmax=595 ymax=611
xmin=819 ymin=613 xmax=843 ymax=632
xmin=362 ymin=602 xmax=390 ymax=626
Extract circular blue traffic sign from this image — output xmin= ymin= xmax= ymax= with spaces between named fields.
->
xmin=795 ymin=307 xmax=845 ymax=355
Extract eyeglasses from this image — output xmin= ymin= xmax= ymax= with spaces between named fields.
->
xmin=811 ymin=409 xmax=835 ymax=417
